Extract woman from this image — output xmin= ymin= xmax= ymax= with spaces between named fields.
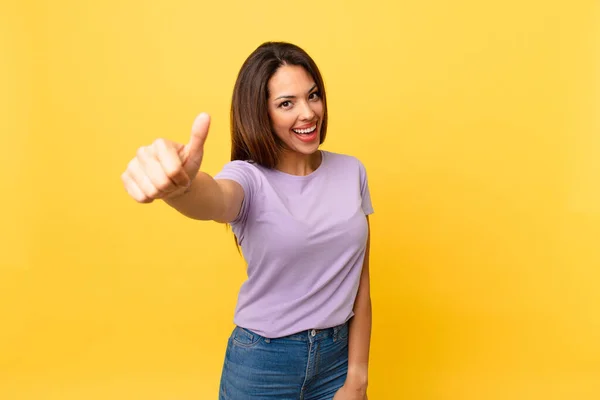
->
xmin=121 ymin=42 xmax=373 ymax=400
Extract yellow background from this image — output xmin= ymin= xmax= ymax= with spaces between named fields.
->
xmin=1 ymin=0 xmax=599 ymax=398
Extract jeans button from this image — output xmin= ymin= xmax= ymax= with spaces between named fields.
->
xmin=311 ymin=329 xmax=316 ymax=337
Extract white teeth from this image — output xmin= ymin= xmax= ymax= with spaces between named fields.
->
xmin=292 ymin=125 xmax=316 ymax=134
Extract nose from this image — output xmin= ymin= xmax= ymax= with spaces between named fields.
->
xmin=299 ymin=100 xmax=316 ymax=121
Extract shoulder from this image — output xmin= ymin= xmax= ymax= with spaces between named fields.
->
xmin=216 ymin=160 xmax=264 ymax=176
xmin=219 ymin=159 xmax=260 ymax=171
xmin=322 ymin=150 xmax=367 ymax=170
xmin=214 ymin=160 xmax=265 ymax=189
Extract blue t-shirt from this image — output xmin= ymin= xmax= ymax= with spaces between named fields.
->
xmin=214 ymin=150 xmax=374 ymax=338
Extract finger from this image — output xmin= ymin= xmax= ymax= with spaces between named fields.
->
xmin=136 ymin=146 xmax=177 ymax=195
xmin=184 ymin=112 xmax=211 ymax=166
xmin=122 ymin=171 xmax=152 ymax=203
xmin=128 ymin=157 xmax=165 ymax=200
xmin=152 ymin=138 xmax=190 ymax=187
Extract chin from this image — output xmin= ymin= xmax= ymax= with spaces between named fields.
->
xmin=294 ymin=142 xmax=320 ymax=156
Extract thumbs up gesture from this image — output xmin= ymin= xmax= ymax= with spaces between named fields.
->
xmin=122 ymin=113 xmax=211 ymax=203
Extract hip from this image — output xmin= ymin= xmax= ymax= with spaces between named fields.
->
xmin=219 ymin=321 xmax=350 ymax=399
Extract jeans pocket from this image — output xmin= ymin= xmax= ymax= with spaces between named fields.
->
xmin=232 ymin=326 xmax=262 ymax=348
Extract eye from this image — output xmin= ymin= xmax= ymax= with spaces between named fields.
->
xmin=309 ymin=91 xmax=321 ymax=101
xmin=279 ymin=101 xmax=292 ymax=109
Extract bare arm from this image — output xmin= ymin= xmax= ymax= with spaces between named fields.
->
xmin=163 ymin=172 xmax=244 ymax=223
xmin=122 ymin=113 xmax=244 ymax=224
xmin=345 ymin=216 xmax=372 ymax=394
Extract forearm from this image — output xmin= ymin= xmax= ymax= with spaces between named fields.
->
xmin=345 ymin=217 xmax=372 ymax=393
xmin=346 ymin=291 xmax=372 ymax=391
xmin=163 ymin=171 xmax=225 ymax=221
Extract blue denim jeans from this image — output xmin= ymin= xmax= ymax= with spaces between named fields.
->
xmin=219 ymin=321 xmax=349 ymax=399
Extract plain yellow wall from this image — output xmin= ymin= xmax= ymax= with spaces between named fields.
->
xmin=1 ymin=0 xmax=599 ymax=398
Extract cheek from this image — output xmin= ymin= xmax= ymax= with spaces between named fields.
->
xmin=313 ymin=102 xmax=324 ymax=119
xmin=271 ymin=113 xmax=294 ymax=134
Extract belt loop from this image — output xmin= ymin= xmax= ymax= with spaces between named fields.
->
xmin=333 ymin=325 xmax=339 ymax=342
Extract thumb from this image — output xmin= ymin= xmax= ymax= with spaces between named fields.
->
xmin=183 ymin=112 xmax=211 ymax=165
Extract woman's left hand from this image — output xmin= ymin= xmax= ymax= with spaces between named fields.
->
xmin=332 ymin=384 xmax=368 ymax=400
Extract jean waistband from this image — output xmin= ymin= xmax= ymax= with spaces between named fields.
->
xmin=266 ymin=320 xmax=349 ymax=342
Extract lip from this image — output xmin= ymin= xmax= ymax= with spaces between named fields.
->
xmin=294 ymin=129 xmax=318 ymax=143
xmin=292 ymin=121 xmax=318 ymax=130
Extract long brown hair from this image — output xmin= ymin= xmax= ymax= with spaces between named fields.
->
xmin=230 ymin=42 xmax=328 ymax=167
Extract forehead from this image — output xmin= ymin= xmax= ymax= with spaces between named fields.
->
xmin=268 ymin=65 xmax=315 ymax=96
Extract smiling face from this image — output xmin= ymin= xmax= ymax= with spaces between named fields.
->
xmin=267 ymin=64 xmax=324 ymax=156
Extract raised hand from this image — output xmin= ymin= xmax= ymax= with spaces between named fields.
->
xmin=121 ymin=113 xmax=211 ymax=203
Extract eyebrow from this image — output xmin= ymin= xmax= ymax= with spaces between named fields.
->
xmin=274 ymin=84 xmax=318 ymax=101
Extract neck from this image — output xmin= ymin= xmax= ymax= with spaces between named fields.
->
xmin=275 ymin=150 xmax=322 ymax=176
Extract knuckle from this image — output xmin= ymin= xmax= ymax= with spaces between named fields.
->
xmin=155 ymin=179 xmax=172 ymax=192
xmin=147 ymin=186 xmax=161 ymax=199
xmin=136 ymin=146 xmax=147 ymax=158
xmin=153 ymin=138 xmax=167 ymax=149
xmin=165 ymin=165 xmax=183 ymax=179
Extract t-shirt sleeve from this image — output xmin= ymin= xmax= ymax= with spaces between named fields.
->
xmin=213 ymin=160 xmax=258 ymax=242
xmin=358 ymin=160 xmax=374 ymax=216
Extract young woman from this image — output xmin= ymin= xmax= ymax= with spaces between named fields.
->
xmin=121 ymin=42 xmax=373 ymax=400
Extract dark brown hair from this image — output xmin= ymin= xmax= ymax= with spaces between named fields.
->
xmin=230 ymin=42 xmax=328 ymax=168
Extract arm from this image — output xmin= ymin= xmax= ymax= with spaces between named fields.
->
xmin=123 ymin=113 xmax=244 ymax=223
xmin=345 ymin=215 xmax=372 ymax=393
xmin=163 ymin=172 xmax=244 ymax=223
xmin=123 ymin=113 xmax=243 ymax=223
